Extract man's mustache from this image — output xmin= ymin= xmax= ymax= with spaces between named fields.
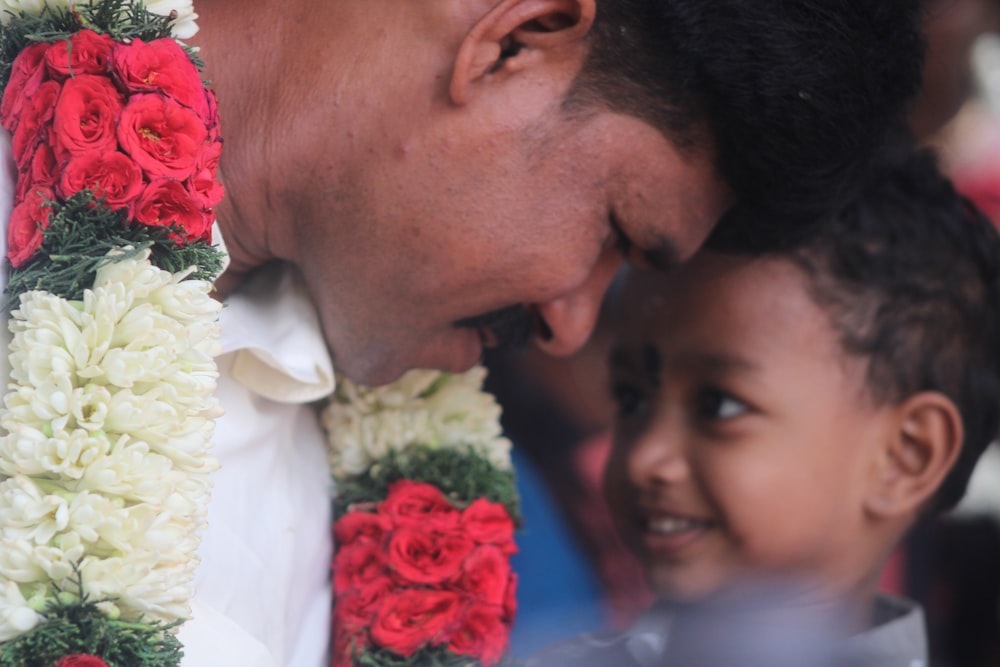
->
xmin=454 ymin=305 xmax=540 ymax=352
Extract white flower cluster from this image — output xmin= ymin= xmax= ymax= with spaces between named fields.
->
xmin=0 ymin=0 xmax=199 ymax=38
xmin=324 ymin=367 xmax=513 ymax=478
xmin=0 ymin=250 xmax=221 ymax=641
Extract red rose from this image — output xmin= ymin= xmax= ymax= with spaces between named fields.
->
xmin=52 ymin=74 xmax=122 ymax=161
xmin=30 ymin=143 xmax=58 ymax=189
xmin=332 ymin=621 xmax=365 ymax=667
xmin=133 ymin=178 xmax=211 ymax=242
xmin=381 ymin=481 xmax=459 ymax=528
xmin=459 ymin=545 xmax=511 ymax=606
xmin=8 ymin=187 xmax=53 ymax=268
xmin=334 ymin=510 xmax=392 ymax=547
xmin=387 ymin=526 xmax=474 ymax=585
xmin=16 ymin=143 xmax=59 ymax=203
xmin=333 ymin=540 xmax=386 ymax=594
xmin=461 ymin=498 xmax=516 ymax=554
xmin=335 ymin=577 xmax=395 ymax=633
xmin=188 ymin=139 xmax=224 ymax=209
xmin=1 ymin=41 xmax=50 ymax=132
xmin=370 ymin=589 xmax=463 ymax=657
xmin=12 ymin=80 xmax=60 ymax=166
xmin=502 ymin=572 xmax=517 ymax=623
xmin=54 ymin=656 xmax=109 ymax=667
xmin=112 ymin=38 xmax=209 ymax=120
xmin=117 ymin=93 xmax=207 ymax=180
xmin=448 ymin=602 xmax=509 ymax=666
xmin=59 ymin=151 xmax=144 ymax=209
xmin=45 ymin=30 xmax=115 ymax=79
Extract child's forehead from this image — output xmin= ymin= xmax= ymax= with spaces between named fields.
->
xmin=615 ymin=251 xmax=836 ymax=357
xmin=620 ymin=252 xmax=802 ymax=320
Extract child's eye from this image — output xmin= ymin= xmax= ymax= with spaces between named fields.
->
xmin=697 ymin=388 xmax=748 ymax=421
xmin=611 ymin=381 xmax=648 ymax=418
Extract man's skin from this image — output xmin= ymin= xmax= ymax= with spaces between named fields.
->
xmin=196 ymin=0 xmax=733 ymax=386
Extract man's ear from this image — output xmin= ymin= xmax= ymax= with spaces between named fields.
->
xmin=864 ymin=392 xmax=963 ymax=519
xmin=450 ymin=0 xmax=596 ymax=105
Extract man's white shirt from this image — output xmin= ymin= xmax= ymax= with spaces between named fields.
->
xmin=0 ymin=135 xmax=336 ymax=667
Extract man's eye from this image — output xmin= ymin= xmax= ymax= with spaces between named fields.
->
xmin=697 ymin=388 xmax=748 ymax=421
xmin=611 ymin=381 xmax=647 ymax=418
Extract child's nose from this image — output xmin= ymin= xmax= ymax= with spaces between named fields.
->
xmin=627 ymin=419 xmax=691 ymax=487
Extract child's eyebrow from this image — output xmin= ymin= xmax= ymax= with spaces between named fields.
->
xmin=611 ymin=345 xmax=759 ymax=378
xmin=609 ymin=343 xmax=662 ymax=387
xmin=680 ymin=352 xmax=759 ymax=375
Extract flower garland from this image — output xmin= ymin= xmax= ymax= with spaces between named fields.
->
xmin=324 ymin=367 xmax=522 ymax=667
xmin=0 ymin=1 xmax=224 ymax=665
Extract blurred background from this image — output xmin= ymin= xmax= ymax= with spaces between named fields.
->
xmin=488 ymin=2 xmax=1000 ymax=664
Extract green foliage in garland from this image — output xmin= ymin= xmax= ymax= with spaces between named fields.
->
xmin=353 ymin=646 xmax=525 ymax=667
xmin=334 ymin=445 xmax=521 ymax=525
xmin=0 ymin=591 xmax=182 ymax=667
xmin=354 ymin=647 xmax=515 ymax=667
xmin=0 ymin=0 xmax=177 ymax=89
xmin=4 ymin=190 xmax=224 ymax=309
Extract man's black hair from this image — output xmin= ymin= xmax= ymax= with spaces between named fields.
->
xmin=710 ymin=146 xmax=1000 ymax=512
xmin=571 ymin=1 xmax=926 ymax=247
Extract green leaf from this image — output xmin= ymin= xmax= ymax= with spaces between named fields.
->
xmin=0 ymin=577 xmax=182 ymax=667
xmin=4 ymin=191 xmax=224 ymax=309
xmin=1 ymin=0 xmax=179 ymax=90
xmin=333 ymin=445 xmax=521 ymax=524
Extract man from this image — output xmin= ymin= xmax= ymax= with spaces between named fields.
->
xmin=144 ymin=0 xmax=925 ymax=664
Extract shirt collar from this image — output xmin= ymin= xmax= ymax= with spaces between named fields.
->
xmin=214 ymin=224 xmax=335 ymax=404
xmin=840 ymin=594 xmax=928 ymax=666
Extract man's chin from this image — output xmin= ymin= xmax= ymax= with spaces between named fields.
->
xmin=335 ymin=335 xmax=483 ymax=387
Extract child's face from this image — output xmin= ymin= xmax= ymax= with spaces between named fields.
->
xmin=605 ymin=252 xmax=894 ymax=603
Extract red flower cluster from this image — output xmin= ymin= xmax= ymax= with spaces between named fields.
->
xmin=0 ymin=30 xmax=224 ymax=267
xmin=54 ymin=655 xmax=109 ymax=667
xmin=332 ymin=481 xmax=518 ymax=667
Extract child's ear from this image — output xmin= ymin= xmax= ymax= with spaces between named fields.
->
xmin=450 ymin=0 xmax=596 ymax=105
xmin=864 ymin=392 xmax=963 ymax=519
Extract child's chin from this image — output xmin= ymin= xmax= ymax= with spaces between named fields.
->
xmin=646 ymin=563 xmax=731 ymax=603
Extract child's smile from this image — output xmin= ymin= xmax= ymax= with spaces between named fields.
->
xmin=605 ymin=253 xmax=898 ymax=603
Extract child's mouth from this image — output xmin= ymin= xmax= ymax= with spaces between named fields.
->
xmin=640 ymin=514 xmax=715 ymax=556
xmin=647 ymin=516 xmax=714 ymax=535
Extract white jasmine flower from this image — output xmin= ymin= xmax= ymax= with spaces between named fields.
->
xmin=8 ymin=291 xmax=82 ymax=389
xmin=0 ymin=477 xmax=69 ymax=546
xmin=0 ymin=425 xmax=109 ymax=479
xmin=0 ymin=534 xmax=83 ymax=584
xmin=0 ymin=0 xmax=45 ymax=23
xmin=325 ymin=367 xmax=513 ymax=477
xmin=81 ymin=555 xmax=194 ymax=621
xmin=0 ymin=249 xmax=220 ymax=637
xmin=0 ymin=581 xmax=42 ymax=641
xmin=141 ymin=0 xmax=198 ymax=38
xmin=76 ymin=436 xmax=182 ymax=502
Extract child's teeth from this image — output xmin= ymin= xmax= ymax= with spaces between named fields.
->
xmin=648 ymin=517 xmax=706 ymax=534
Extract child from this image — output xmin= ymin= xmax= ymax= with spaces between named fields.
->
xmin=530 ymin=146 xmax=1000 ymax=666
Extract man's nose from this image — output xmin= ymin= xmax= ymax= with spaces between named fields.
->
xmin=533 ymin=245 xmax=623 ymax=357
